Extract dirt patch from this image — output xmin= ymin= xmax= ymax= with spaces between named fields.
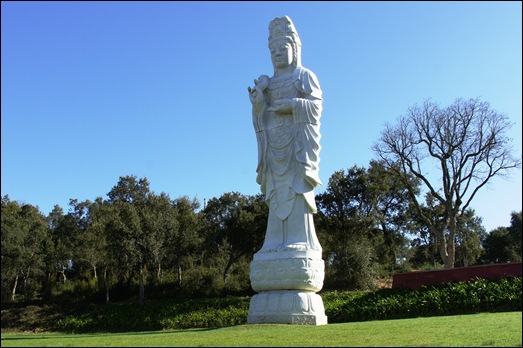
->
xmin=1 ymin=302 xmax=76 ymax=332
xmin=375 ymin=278 xmax=393 ymax=289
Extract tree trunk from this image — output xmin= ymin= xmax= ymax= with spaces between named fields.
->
xmin=431 ymin=237 xmax=437 ymax=267
xmin=22 ymin=269 xmax=30 ymax=302
xmin=59 ymin=264 xmax=67 ymax=283
xmin=10 ymin=275 xmax=18 ymax=302
xmin=178 ymin=265 xmax=182 ymax=286
xmin=139 ymin=266 xmax=145 ymax=305
xmin=157 ymin=263 xmax=161 ymax=283
xmin=447 ymin=214 xmax=457 ymax=268
xmin=23 ymin=276 xmax=28 ymax=302
xmin=42 ymin=270 xmax=55 ymax=300
xmin=223 ymin=256 xmax=235 ymax=284
xmin=435 ymin=227 xmax=452 ymax=269
xmin=104 ymin=268 xmax=110 ymax=303
xmin=92 ymin=265 xmax=97 ymax=279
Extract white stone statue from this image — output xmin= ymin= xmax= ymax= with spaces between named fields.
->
xmin=248 ymin=15 xmax=323 ymax=254
xmin=247 ymin=15 xmax=327 ymax=325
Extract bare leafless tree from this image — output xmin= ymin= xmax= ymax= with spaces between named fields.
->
xmin=372 ymin=98 xmax=521 ymax=268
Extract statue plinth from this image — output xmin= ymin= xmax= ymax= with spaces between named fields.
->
xmin=248 ymin=250 xmax=328 ymax=325
xmin=247 ymin=290 xmax=327 ymax=325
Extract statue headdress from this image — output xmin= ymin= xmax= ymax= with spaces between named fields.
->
xmin=268 ymin=16 xmax=302 ymax=68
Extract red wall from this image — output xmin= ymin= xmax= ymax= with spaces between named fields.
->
xmin=392 ymin=263 xmax=522 ymax=290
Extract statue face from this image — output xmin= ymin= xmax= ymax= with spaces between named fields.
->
xmin=270 ymin=40 xmax=293 ymax=70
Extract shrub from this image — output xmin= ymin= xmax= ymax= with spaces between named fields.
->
xmin=324 ymin=276 xmax=522 ymax=323
xmin=55 ymin=277 xmax=521 ymax=332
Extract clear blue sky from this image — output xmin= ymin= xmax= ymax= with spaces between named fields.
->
xmin=2 ymin=1 xmax=521 ymax=232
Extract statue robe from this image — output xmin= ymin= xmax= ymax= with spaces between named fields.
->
xmin=252 ymin=66 xmax=323 ymax=252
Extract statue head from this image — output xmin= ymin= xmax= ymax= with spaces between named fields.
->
xmin=268 ymin=16 xmax=302 ymax=71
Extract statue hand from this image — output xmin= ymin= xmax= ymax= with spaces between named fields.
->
xmin=248 ymin=86 xmax=265 ymax=107
xmin=267 ymin=99 xmax=293 ymax=114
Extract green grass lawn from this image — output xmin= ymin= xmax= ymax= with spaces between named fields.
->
xmin=1 ymin=311 xmax=521 ymax=347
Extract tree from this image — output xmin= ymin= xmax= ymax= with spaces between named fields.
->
xmin=1 ymin=195 xmax=25 ymax=301
xmin=107 ymin=175 xmax=150 ymax=204
xmin=482 ymin=210 xmax=522 ymax=264
xmin=162 ymin=195 xmax=202 ymax=287
xmin=482 ymin=227 xmax=511 ymax=264
xmin=315 ymin=164 xmax=417 ymax=289
xmin=366 ymin=160 xmax=419 ymax=271
xmin=506 ymin=211 xmax=522 ymax=262
xmin=48 ymin=202 xmax=83 ymax=284
xmin=315 ymin=168 xmax=377 ymax=290
xmin=201 ymin=192 xmax=267 ymax=290
xmin=372 ymin=98 xmax=521 ymax=268
xmin=316 ymin=161 xmax=416 ymax=289
xmin=453 ymin=209 xmax=486 ymax=267
xmin=221 ymin=193 xmax=267 ymax=289
xmin=408 ymin=195 xmax=444 ymax=268
xmin=74 ymin=198 xmax=108 ymax=280
xmin=143 ymin=193 xmax=182 ymax=284
xmin=106 ymin=175 xmax=163 ymax=304
xmin=1 ymin=196 xmax=49 ymax=302
xmin=72 ymin=197 xmax=115 ymax=302
xmin=408 ymin=194 xmax=486 ymax=268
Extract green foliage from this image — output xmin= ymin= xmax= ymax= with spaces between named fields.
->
xmin=324 ymin=276 xmax=521 ymax=323
xmin=3 ymin=174 xmax=521 ymax=307
xmin=454 ymin=209 xmax=487 ymax=267
xmin=482 ymin=211 xmax=522 ymax=264
xmin=316 ymin=163 xmax=419 ymax=290
xmin=54 ymin=277 xmax=521 ymax=332
xmin=323 ymin=237 xmax=377 ymax=291
xmin=373 ymin=261 xmax=412 ymax=280
xmin=200 ymin=192 xmax=267 ymax=285
xmin=1 ymin=196 xmax=50 ymax=302
xmin=159 ymin=302 xmax=249 ymax=329
xmin=507 ymin=211 xmax=522 ymax=262
xmin=56 ymin=296 xmax=251 ymax=332
xmin=178 ymin=266 xmax=224 ymax=298
xmin=51 ymin=278 xmax=100 ymax=304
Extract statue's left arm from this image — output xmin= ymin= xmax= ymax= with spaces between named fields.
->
xmin=292 ymin=68 xmax=323 ymax=193
xmin=292 ymin=67 xmax=322 ymax=126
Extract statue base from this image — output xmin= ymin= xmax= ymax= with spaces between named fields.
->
xmin=247 ymin=290 xmax=327 ymax=325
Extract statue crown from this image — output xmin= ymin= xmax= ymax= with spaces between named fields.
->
xmin=268 ymin=16 xmax=301 ymax=47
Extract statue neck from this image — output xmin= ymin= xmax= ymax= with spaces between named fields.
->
xmin=274 ymin=65 xmax=294 ymax=77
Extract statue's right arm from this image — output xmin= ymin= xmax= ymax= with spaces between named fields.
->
xmin=249 ymin=87 xmax=267 ymax=115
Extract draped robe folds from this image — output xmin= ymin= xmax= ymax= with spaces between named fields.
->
xmin=252 ymin=66 xmax=323 ymax=253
